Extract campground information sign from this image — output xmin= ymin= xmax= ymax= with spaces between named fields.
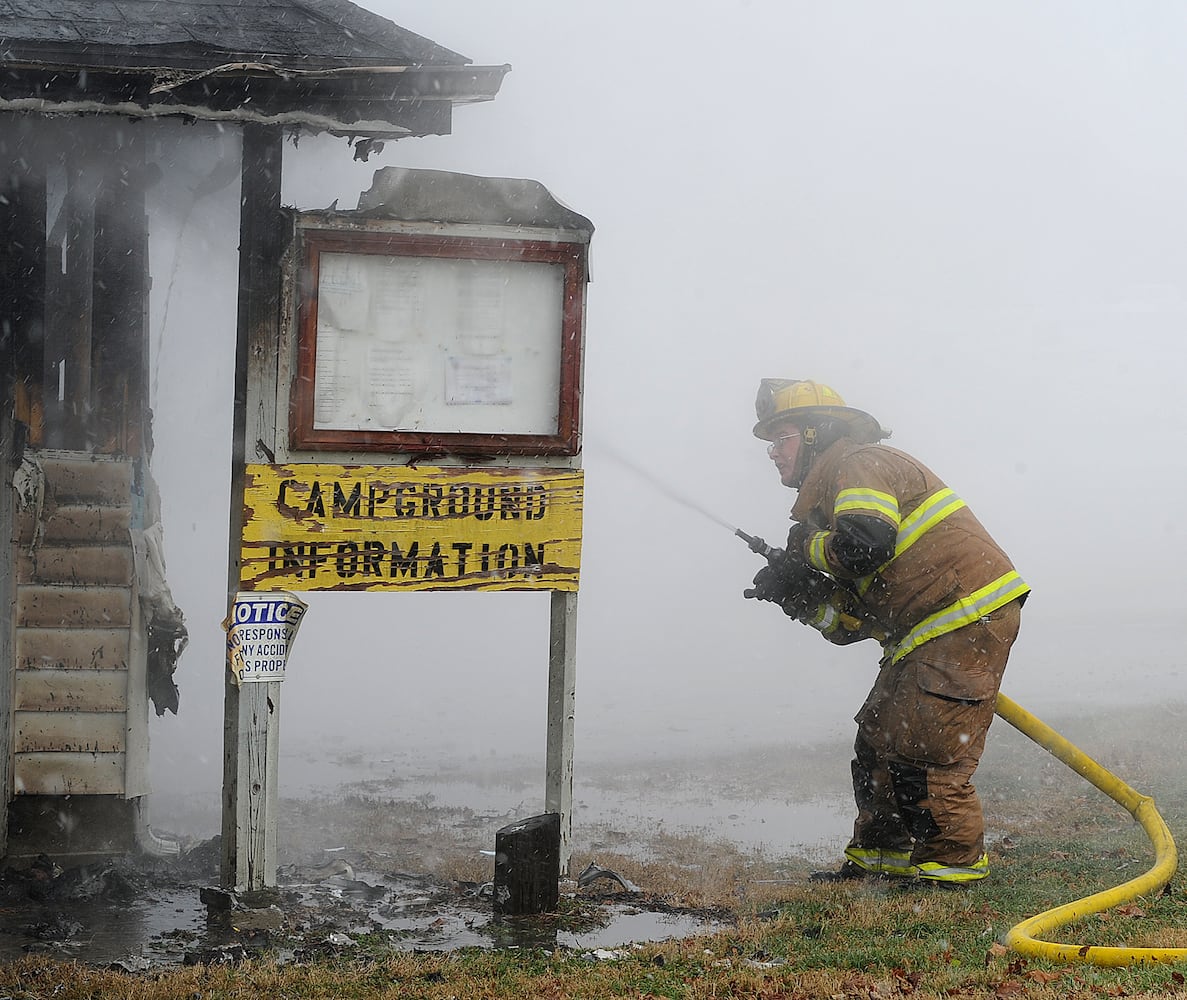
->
xmin=239 ymin=464 xmax=583 ymax=593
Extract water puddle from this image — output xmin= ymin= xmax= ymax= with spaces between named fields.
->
xmin=562 ymin=909 xmax=718 ymax=950
xmin=0 ymin=854 xmax=724 ymax=968
xmin=0 ymin=887 xmax=207 ymax=967
xmin=281 ymin=865 xmax=727 ymax=955
xmin=0 ymin=855 xmax=212 ymax=969
xmin=2 ymin=744 xmax=854 ymax=968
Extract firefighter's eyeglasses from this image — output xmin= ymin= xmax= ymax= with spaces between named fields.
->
xmin=767 ymin=431 xmax=801 ymax=457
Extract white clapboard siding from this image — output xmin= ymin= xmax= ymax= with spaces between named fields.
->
xmin=11 ymin=452 xmax=145 ymax=800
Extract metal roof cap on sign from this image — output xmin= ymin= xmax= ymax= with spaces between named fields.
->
xmin=355 ymin=167 xmax=594 ymax=237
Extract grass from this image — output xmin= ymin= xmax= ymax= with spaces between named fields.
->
xmin=1 ymin=703 xmax=1185 ymax=998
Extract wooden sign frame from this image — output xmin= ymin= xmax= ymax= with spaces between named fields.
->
xmin=290 ymin=228 xmax=587 ymax=457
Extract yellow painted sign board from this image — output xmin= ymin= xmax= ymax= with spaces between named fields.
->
xmin=240 ymin=464 xmax=583 ymax=593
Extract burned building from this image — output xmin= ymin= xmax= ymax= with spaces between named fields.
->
xmin=0 ymin=0 xmax=506 ymax=863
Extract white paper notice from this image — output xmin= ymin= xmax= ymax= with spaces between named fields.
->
xmin=445 ymin=355 xmax=513 ymax=406
xmin=313 ymin=329 xmax=343 ymax=426
xmin=367 ymin=342 xmax=418 ymax=426
xmin=370 ymin=257 xmax=422 ymax=337
xmin=318 ymin=255 xmax=368 ymax=331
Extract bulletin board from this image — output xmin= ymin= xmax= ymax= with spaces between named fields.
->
xmin=290 ymin=229 xmax=587 ymax=457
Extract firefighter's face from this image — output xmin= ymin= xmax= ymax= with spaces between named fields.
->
xmin=766 ymin=422 xmax=803 ymax=487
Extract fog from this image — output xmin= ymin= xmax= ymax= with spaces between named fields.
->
xmin=146 ymin=2 xmax=1186 ymax=812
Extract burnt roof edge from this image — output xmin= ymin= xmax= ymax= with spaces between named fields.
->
xmin=0 ymin=62 xmax=510 ymax=138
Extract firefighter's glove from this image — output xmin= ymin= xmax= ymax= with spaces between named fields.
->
xmin=744 ymin=564 xmax=785 ymax=603
xmin=743 ymin=546 xmax=811 ymax=604
xmin=785 ymin=520 xmax=811 ymax=555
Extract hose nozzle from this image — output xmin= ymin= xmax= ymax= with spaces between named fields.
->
xmin=735 ymin=528 xmax=776 ymax=559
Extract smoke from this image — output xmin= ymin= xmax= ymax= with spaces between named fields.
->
xmin=144 ymin=121 xmax=240 ymax=810
xmin=141 ymin=3 xmax=1187 ymax=837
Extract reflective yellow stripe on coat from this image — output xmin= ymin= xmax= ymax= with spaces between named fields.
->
xmin=834 ymin=487 xmax=901 ymax=524
xmin=887 ymin=571 xmax=1029 ymax=665
xmin=855 ymin=487 xmax=967 ymax=595
xmin=894 ymin=487 xmax=965 ymax=556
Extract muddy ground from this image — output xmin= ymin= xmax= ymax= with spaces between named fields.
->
xmin=0 ymin=700 xmax=1180 ymax=969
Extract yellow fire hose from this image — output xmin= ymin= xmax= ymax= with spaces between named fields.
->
xmin=994 ymin=692 xmax=1183 ymax=966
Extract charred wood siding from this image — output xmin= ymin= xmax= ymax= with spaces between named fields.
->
xmin=0 ymin=114 xmax=150 ymax=457
xmin=12 ymin=452 xmax=141 ymax=797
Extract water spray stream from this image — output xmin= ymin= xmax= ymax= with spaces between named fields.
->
xmin=594 ymin=441 xmax=739 ymax=534
xmin=592 ymin=440 xmax=780 ymax=561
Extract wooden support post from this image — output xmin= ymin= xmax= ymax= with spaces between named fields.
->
xmin=0 ymin=127 xmax=44 ymax=855
xmin=545 ymin=590 xmax=578 ymax=873
xmin=222 ymin=124 xmax=284 ymax=891
xmin=0 ymin=401 xmax=14 ymax=857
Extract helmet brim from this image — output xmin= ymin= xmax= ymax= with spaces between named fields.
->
xmin=752 ymin=406 xmax=887 ymax=443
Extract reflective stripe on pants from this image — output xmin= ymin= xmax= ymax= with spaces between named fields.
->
xmin=843 ymin=846 xmax=916 ymax=877
xmin=916 ymin=853 xmax=990 ymax=882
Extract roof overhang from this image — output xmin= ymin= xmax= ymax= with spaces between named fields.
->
xmin=0 ymin=57 xmax=510 ymax=138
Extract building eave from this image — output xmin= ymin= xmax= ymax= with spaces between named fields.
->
xmin=0 ymin=59 xmax=510 ymax=138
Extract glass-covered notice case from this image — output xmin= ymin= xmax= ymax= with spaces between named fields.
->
xmin=290 ymin=226 xmax=588 ymax=456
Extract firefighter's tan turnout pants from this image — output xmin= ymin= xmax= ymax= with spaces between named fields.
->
xmin=846 ymin=598 xmax=1023 ymax=882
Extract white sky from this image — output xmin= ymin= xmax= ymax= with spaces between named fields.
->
xmin=146 ymin=2 xmax=1187 ymax=807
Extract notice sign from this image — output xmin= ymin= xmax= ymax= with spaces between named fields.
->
xmin=240 ymin=465 xmax=583 ymax=593
xmin=224 ymin=592 xmax=308 ymax=685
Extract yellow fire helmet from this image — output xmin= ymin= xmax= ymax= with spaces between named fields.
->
xmin=752 ymin=378 xmax=889 ymax=444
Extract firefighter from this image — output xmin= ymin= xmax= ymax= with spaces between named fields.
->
xmin=746 ymin=379 xmax=1028 ymax=884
